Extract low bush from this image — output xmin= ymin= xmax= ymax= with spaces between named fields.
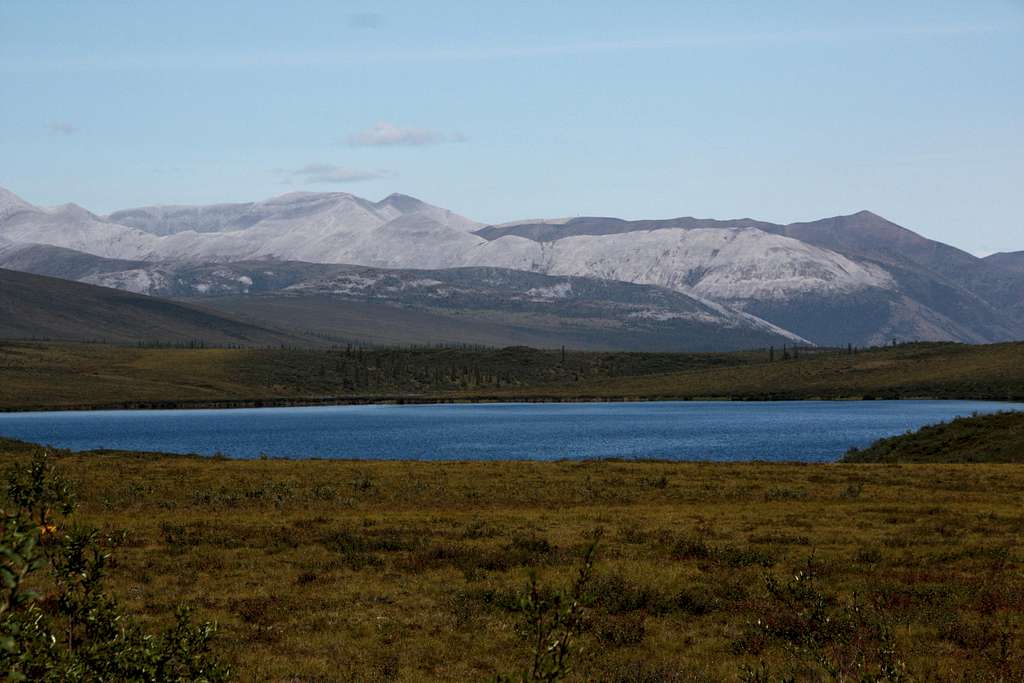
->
xmin=0 ymin=451 xmax=230 ymax=681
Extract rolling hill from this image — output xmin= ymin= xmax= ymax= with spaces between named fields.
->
xmin=842 ymin=411 xmax=1024 ymax=463
xmin=0 ymin=267 xmax=312 ymax=346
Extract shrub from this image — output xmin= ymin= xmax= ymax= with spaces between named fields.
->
xmin=494 ymin=533 xmax=600 ymax=682
xmin=737 ymin=556 xmax=907 ymax=681
xmin=593 ymin=612 xmax=646 ymax=646
xmin=0 ymin=451 xmax=231 ymax=681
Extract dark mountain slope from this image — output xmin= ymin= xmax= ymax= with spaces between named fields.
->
xmin=474 ymin=215 xmax=779 ymax=242
xmin=0 ymin=268 xmax=312 ymax=346
xmin=0 ymin=247 xmax=802 ymax=350
xmin=985 ymin=251 xmax=1024 ymax=275
xmin=0 ymin=241 xmax=148 ymax=281
xmin=187 ymin=264 xmax=802 ymax=352
xmin=767 ymin=211 xmax=1024 ymax=339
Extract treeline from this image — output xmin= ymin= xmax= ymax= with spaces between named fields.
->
xmin=233 ymin=345 xmax=747 ymax=394
xmin=5 ymin=339 xmax=1021 ymax=411
xmin=231 ymin=341 xmax=971 ymax=394
xmin=767 ymin=338 xmax=920 ymax=362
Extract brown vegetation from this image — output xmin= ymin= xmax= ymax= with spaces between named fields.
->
xmin=2 ymin=439 xmax=1020 ymax=681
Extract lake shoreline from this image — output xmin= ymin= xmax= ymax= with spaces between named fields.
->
xmin=3 ymin=400 xmax=1018 ymax=462
xmin=1 ymin=392 xmax=1015 ymax=414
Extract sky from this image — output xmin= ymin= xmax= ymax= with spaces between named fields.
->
xmin=1 ymin=1 xmax=1022 ymax=255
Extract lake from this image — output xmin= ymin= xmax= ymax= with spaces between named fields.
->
xmin=0 ymin=400 xmax=1019 ymax=462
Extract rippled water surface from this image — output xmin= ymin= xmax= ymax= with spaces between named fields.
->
xmin=1 ymin=400 xmax=1019 ymax=462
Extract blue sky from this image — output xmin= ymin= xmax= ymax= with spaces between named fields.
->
xmin=1 ymin=1 xmax=1022 ymax=255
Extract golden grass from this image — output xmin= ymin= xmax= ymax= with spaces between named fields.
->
xmin=9 ymin=446 xmax=1020 ymax=682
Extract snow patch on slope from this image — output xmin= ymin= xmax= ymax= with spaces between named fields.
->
xmin=464 ymin=228 xmax=893 ymax=303
xmin=83 ymin=268 xmax=169 ymax=295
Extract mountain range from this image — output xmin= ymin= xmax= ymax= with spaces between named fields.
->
xmin=1 ymin=185 xmax=1021 ymax=349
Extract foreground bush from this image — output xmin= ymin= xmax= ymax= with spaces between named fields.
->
xmin=0 ymin=451 xmax=230 ymax=682
xmin=495 ymin=535 xmax=600 ymax=682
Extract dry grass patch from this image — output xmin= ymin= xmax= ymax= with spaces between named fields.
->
xmin=0 ymin=446 xmax=1016 ymax=681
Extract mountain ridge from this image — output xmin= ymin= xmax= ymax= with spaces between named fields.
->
xmin=1 ymin=185 xmax=1020 ymax=348
xmin=0 ymin=240 xmax=808 ymax=350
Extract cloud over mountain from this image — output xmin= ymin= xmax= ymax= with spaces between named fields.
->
xmin=348 ymin=12 xmax=383 ymax=29
xmin=347 ymin=122 xmax=465 ymax=147
xmin=47 ymin=121 xmax=78 ymax=135
xmin=289 ymin=164 xmax=390 ymax=184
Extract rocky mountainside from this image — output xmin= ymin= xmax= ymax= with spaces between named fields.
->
xmin=471 ymin=211 xmax=1024 ymax=345
xmin=0 ymin=242 xmax=805 ymax=350
xmin=984 ymin=251 xmax=1024 ymax=275
xmin=1 ymin=186 xmax=1020 ymax=348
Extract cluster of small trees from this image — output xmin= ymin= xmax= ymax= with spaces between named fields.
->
xmin=768 ymin=344 xmax=807 ymax=361
xmin=767 ymin=340 xmax=912 ymax=362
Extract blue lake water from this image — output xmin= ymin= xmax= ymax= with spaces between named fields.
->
xmin=0 ymin=400 xmax=1019 ymax=462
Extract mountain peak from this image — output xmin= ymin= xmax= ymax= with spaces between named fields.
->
xmin=0 ymin=186 xmax=33 ymax=208
xmin=266 ymin=191 xmax=356 ymax=203
xmin=0 ymin=187 xmax=38 ymax=222
xmin=51 ymin=202 xmax=96 ymax=219
xmin=377 ymin=192 xmax=428 ymax=213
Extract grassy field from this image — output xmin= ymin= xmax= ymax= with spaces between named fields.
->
xmin=2 ymin=438 xmax=1022 ymax=681
xmin=844 ymin=411 xmax=1024 ymax=463
xmin=2 ymin=340 xmax=1024 ymax=410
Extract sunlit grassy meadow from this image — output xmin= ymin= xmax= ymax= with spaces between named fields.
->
xmin=4 ymin=437 xmax=1019 ymax=681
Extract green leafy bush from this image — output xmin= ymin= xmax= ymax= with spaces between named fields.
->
xmin=0 ymin=451 xmax=230 ymax=682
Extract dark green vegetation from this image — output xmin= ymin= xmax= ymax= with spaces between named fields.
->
xmin=0 ymin=267 xmax=313 ymax=347
xmin=844 ymin=411 xmax=1024 ymax=463
xmin=0 ymin=449 xmax=229 ymax=681
xmin=0 ymin=440 xmax=1021 ymax=681
xmin=1 ymin=340 xmax=1023 ymax=411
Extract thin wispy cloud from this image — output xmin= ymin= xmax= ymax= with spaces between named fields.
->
xmin=47 ymin=121 xmax=78 ymax=135
xmin=347 ymin=122 xmax=466 ymax=147
xmin=1 ymin=24 xmax=1007 ymax=73
xmin=348 ymin=12 xmax=383 ymax=29
xmin=287 ymin=163 xmax=390 ymax=184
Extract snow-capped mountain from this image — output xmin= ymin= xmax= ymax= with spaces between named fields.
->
xmin=463 ymin=226 xmax=893 ymax=302
xmin=0 ymin=187 xmax=888 ymax=302
xmin=102 ymin=191 xmax=484 ymax=268
xmin=2 ymin=185 xmax=1021 ymax=347
xmin=0 ymin=195 xmax=160 ymax=260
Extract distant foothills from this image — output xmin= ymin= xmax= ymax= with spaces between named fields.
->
xmin=1 ymin=185 xmax=1022 ymax=351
